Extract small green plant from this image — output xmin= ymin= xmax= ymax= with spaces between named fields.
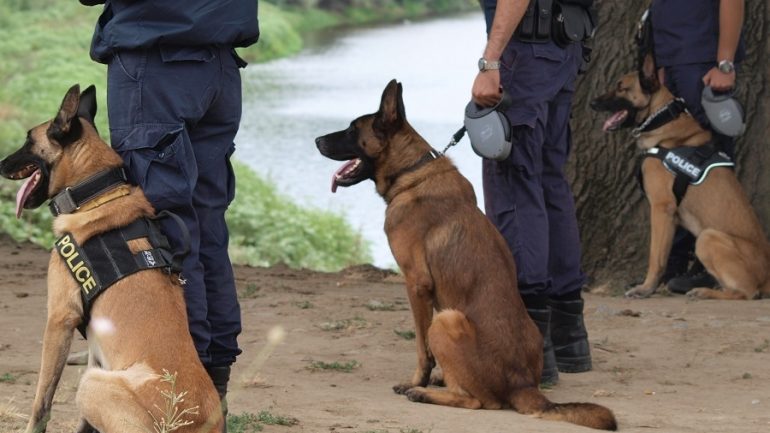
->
xmin=226 ymin=411 xmax=298 ymax=433
xmin=394 ymin=329 xmax=416 ymax=340
xmin=227 ymin=413 xmax=263 ymax=433
xmin=754 ymin=339 xmax=769 ymax=353
xmin=148 ymin=370 xmax=200 ymax=433
xmin=742 ymin=372 xmax=752 ymax=380
xmin=365 ymin=300 xmax=397 ymax=311
xmin=318 ymin=316 xmax=368 ymax=331
xmin=400 ymin=429 xmax=424 ymax=433
xmin=0 ymin=373 xmax=16 ymax=384
xmin=256 ymin=410 xmax=298 ymax=426
xmin=308 ymin=360 xmax=361 ymax=373
xmin=241 ymin=283 xmax=261 ymax=298
xmin=294 ymin=300 xmax=313 ymax=309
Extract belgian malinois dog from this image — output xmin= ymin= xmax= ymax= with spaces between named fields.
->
xmin=0 ymin=85 xmax=222 ymax=433
xmin=591 ymin=54 xmax=770 ymax=300
xmin=315 ymin=80 xmax=617 ymax=430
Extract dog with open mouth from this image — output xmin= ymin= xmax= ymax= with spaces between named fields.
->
xmin=0 ymin=85 xmax=222 ymax=433
xmin=315 ymin=79 xmax=617 ymax=430
xmin=591 ymin=54 xmax=770 ymax=300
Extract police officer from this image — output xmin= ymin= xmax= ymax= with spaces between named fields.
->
xmin=473 ymin=0 xmax=592 ymax=384
xmin=80 ymin=0 xmax=259 ymax=429
xmin=649 ymin=0 xmax=745 ymax=294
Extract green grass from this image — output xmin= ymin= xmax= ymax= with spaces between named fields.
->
xmin=227 ymin=413 xmax=264 ymax=433
xmin=294 ymin=300 xmax=314 ymax=309
xmin=393 ymin=329 xmax=416 ymax=340
xmin=0 ymin=373 xmax=16 ymax=384
xmin=365 ymin=300 xmax=397 ymax=311
xmin=317 ymin=316 xmax=369 ymax=331
xmin=226 ymin=410 xmax=299 ymax=433
xmin=308 ymin=360 xmax=361 ymax=372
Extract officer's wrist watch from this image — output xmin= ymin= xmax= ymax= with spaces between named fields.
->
xmin=478 ymin=57 xmax=500 ymax=72
xmin=717 ymin=59 xmax=735 ymax=74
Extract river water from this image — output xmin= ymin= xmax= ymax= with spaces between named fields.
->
xmin=237 ymin=12 xmax=488 ymax=268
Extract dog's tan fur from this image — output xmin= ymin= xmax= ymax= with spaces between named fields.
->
xmin=593 ymin=62 xmax=770 ymax=300
xmin=316 ymin=80 xmax=617 ymax=430
xmin=1 ymin=86 xmax=221 ymax=433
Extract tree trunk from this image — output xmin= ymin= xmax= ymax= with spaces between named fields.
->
xmin=569 ymin=0 xmax=769 ymax=290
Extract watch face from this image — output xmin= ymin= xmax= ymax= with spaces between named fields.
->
xmin=719 ymin=61 xmax=734 ymax=74
xmin=478 ymin=58 xmax=486 ymax=71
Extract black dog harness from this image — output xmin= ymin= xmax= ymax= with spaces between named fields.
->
xmin=50 ymin=167 xmax=189 ymax=337
xmin=639 ymin=143 xmax=734 ymax=204
xmin=56 ymin=212 xmax=188 ymax=337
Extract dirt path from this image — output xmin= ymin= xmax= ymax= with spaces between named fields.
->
xmin=1 ymin=237 xmax=769 ymax=432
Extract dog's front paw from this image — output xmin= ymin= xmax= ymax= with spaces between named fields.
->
xmin=393 ymin=382 xmax=414 ymax=395
xmin=405 ymin=386 xmax=430 ymax=403
xmin=625 ymin=284 xmax=656 ymax=298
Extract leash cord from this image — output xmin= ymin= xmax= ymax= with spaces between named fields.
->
xmin=441 ymin=126 xmax=467 ymax=155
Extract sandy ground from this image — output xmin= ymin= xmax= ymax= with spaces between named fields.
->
xmin=1 ymin=236 xmax=769 ymax=433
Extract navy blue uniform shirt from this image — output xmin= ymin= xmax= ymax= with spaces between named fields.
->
xmin=90 ymin=0 xmax=259 ymax=63
xmin=651 ymin=0 xmax=744 ymax=67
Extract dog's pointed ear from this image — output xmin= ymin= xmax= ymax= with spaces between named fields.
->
xmin=48 ymin=84 xmax=81 ymax=142
xmin=375 ymin=79 xmax=406 ymax=133
xmin=77 ymin=85 xmax=98 ymax=125
xmin=638 ymin=52 xmax=660 ymax=94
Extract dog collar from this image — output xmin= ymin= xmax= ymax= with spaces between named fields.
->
xmin=385 ymin=149 xmax=442 ymax=186
xmin=632 ymin=98 xmax=689 ymax=138
xmin=49 ymin=167 xmax=129 ymax=216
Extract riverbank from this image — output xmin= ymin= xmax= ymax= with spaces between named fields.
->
xmin=0 ymin=0 xmax=476 ymax=270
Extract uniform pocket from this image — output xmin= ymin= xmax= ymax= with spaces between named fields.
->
xmin=112 ymin=50 xmax=148 ymax=82
xmin=159 ymin=45 xmax=215 ymax=63
xmin=111 ymin=124 xmax=198 ymax=210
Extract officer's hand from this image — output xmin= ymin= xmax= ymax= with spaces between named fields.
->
xmin=703 ymin=67 xmax=736 ymax=92
xmin=472 ymin=70 xmax=503 ymax=107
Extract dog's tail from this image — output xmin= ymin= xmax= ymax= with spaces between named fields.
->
xmin=510 ymin=386 xmax=617 ymax=431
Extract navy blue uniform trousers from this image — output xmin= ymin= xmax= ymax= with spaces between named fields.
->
xmin=482 ymin=40 xmax=586 ymax=297
xmin=107 ymin=45 xmax=242 ymax=367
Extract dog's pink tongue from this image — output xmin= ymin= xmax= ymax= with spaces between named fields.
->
xmin=330 ymin=159 xmax=359 ymax=194
xmin=602 ymin=110 xmax=628 ymax=132
xmin=15 ymin=170 xmax=41 ymax=219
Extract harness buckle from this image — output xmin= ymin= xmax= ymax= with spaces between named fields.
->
xmin=49 ymin=187 xmax=79 ymax=216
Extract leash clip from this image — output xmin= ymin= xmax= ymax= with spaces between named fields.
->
xmin=441 ymin=126 xmax=467 ymax=155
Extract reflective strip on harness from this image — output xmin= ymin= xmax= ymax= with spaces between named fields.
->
xmin=639 ymin=144 xmax=735 ymax=204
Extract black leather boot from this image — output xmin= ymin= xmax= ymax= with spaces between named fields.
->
xmin=549 ymin=298 xmax=592 ymax=373
xmin=206 ymin=365 xmax=231 ymax=433
xmin=667 ymin=259 xmax=717 ymax=294
xmin=526 ymin=307 xmax=559 ymax=385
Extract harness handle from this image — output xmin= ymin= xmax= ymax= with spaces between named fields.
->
xmin=152 ymin=210 xmax=191 ymax=273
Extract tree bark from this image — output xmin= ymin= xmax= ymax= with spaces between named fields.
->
xmin=569 ymin=0 xmax=769 ymax=290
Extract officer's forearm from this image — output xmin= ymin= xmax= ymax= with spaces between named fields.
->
xmin=717 ymin=0 xmax=744 ymax=61
xmin=484 ymin=0 xmax=531 ymax=61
